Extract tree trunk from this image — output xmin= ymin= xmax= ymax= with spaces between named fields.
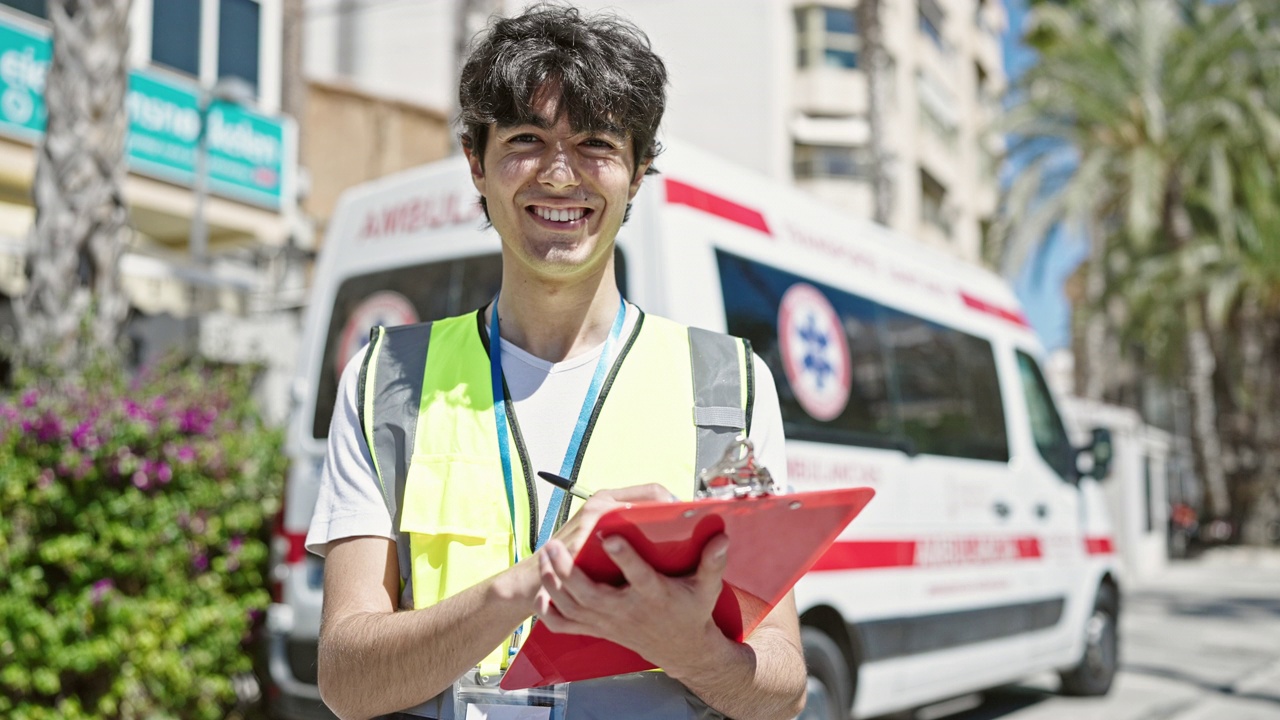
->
xmin=15 ymin=0 xmax=133 ymax=373
xmin=857 ymin=0 xmax=893 ymax=226
xmin=1186 ymin=301 xmax=1230 ymax=518
xmin=1237 ymin=301 xmax=1279 ymax=543
xmin=1080 ymin=221 xmax=1108 ymax=400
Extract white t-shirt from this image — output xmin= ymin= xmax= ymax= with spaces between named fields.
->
xmin=306 ymin=303 xmax=788 ymax=557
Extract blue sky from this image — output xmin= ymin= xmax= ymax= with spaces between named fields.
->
xmin=1001 ymin=0 xmax=1089 ymax=352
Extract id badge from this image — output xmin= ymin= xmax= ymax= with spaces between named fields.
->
xmin=452 ymin=668 xmax=567 ymax=720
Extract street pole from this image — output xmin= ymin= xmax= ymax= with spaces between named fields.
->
xmin=187 ymin=77 xmax=255 ymax=341
xmin=188 ymin=78 xmax=256 ymax=275
xmin=191 ymin=95 xmax=211 ymax=268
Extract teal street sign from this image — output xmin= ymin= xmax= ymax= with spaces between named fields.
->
xmin=0 ymin=16 xmax=51 ymax=141
xmin=0 ymin=13 xmax=294 ymax=212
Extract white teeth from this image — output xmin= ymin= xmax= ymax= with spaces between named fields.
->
xmin=534 ymin=206 xmax=586 ymax=223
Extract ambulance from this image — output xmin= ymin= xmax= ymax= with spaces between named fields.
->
xmin=266 ymin=141 xmax=1120 ymax=720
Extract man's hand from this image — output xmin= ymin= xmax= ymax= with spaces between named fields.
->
xmin=542 ymin=483 xmax=676 ymax=559
xmin=535 ymin=524 xmax=730 ymax=672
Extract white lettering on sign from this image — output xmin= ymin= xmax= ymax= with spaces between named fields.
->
xmin=0 ymin=46 xmax=47 ymax=126
xmin=208 ymin=111 xmax=280 ymax=165
xmin=0 ymin=46 xmax=45 ymax=93
xmin=127 ymin=91 xmax=201 ymax=142
xmin=359 ymin=193 xmax=483 ymax=240
xmin=914 ymin=536 xmax=1034 ymax=567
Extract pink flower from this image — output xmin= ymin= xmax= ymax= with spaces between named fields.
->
xmin=91 ymin=578 xmax=115 ymax=604
xmin=71 ymin=421 xmax=97 ymax=450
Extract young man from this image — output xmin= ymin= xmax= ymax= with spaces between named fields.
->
xmin=306 ymin=5 xmax=807 ymax=719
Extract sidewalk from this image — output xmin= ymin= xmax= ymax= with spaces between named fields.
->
xmin=933 ymin=546 xmax=1280 ymax=720
xmin=1118 ymin=546 xmax=1280 ymax=720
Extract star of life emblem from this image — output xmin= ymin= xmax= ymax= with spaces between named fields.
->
xmin=335 ymin=291 xmax=419 ymax=382
xmin=777 ymin=282 xmax=852 ymax=422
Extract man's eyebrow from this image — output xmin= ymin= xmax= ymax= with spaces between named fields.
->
xmin=496 ymin=115 xmax=553 ymax=132
xmin=593 ymin=121 xmax=627 ymax=137
xmin=496 ymin=116 xmax=628 ymax=138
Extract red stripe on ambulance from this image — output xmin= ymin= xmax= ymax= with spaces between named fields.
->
xmin=811 ymin=536 xmax=1044 ymax=571
xmin=1084 ymin=536 xmax=1116 ymax=555
xmin=665 ymin=178 xmax=772 ymax=236
xmin=959 ymin=291 xmax=1031 ymax=329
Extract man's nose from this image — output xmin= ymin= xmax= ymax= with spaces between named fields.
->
xmin=537 ymin=145 xmax=579 ymax=189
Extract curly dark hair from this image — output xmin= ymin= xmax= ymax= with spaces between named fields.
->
xmin=458 ymin=3 xmax=668 ymax=179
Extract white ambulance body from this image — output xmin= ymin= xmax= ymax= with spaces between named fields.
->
xmin=268 ymin=141 xmax=1121 ymax=720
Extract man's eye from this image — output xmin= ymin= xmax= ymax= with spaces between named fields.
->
xmin=510 ymin=134 xmax=540 ymax=144
xmin=584 ymin=138 xmax=616 ymax=149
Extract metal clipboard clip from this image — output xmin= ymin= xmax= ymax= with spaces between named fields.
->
xmin=696 ymin=433 xmax=779 ymax=499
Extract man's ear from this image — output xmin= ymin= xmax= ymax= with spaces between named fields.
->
xmin=628 ymin=160 xmax=652 ymax=199
xmin=464 ymin=143 xmax=486 ymax=191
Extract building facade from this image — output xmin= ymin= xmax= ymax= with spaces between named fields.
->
xmin=0 ymin=0 xmax=302 ymax=395
xmin=303 ymin=0 xmax=1005 ymax=263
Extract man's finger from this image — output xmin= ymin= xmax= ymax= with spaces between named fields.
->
xmin=695 ymin=533 xmax=730 ymax=593
xmin=602 ymin=535 xmax=660 ymax=592
xmin=542 ymin=540 xmax=613 ymax=610
xmin=594 ymin=483 xmax=678 ymax=505
xmin=538 ymin=545 xmax=566 ymax=594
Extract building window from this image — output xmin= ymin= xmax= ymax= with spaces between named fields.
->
xmin=920 ymin=169 xmax=950 ymax=234
xmin=152 ymin=0 xmax=202 ymax=77
xmin=794 ymin=143 xmax=868 ymax=180
xmin=919 ymin=0 xmax=946 ymax=50
xmin=151 ymin=0 xmax=263 ymax=98
xmin=795 ymin=5 xmax=859 ymax=70
xmin=218 ymin=0 xmax=261 ymax=93
xmin=0 ymin=0 xmax=45 ymax=18
xmin=916 ymin=69 xmax=958 ymax=148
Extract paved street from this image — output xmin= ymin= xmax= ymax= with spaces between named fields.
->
xmin=897 ymin=547 xmax=1280 ymax=720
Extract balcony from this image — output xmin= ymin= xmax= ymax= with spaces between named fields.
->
xmin=793 ymin=66 xmax=867 ymax=118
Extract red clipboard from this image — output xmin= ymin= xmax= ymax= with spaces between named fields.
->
xmin=499 ymin=486 xmax=875 ymax=689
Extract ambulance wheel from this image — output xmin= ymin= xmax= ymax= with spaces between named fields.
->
xmin=1059 ymin=584 xmax=1119 ymax=696
xmin=800 ymin=627 xmax=852 ymax=720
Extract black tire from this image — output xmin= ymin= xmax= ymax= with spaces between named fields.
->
xmin=1058 ymin=584 xmax=1119 ymax=696
xmin=799 ymin=627 xmax=853 ymax=720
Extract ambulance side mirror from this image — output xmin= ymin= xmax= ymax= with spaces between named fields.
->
xmin=1077 ymin=427 xmax=1114 ymax=480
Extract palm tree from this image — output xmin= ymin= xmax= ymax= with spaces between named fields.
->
xmin=15 ymin=0 xmax=133 ymax=374
xmin=993 ymin=0 xmax=1280 ymax=520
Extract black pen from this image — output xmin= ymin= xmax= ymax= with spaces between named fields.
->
xmin=537 ymin=471 xmax=592 ymax=501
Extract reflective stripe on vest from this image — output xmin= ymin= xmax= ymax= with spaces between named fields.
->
xmin=359 ymin=308 xmax=752 ymax=674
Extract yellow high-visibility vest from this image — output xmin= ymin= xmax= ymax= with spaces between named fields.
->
xmin=359 ymin=308 xmax=753 ymax=674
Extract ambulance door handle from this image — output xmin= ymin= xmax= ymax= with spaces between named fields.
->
xmin=993 ymin=501 xmax=1011 ymax=518
xmin=1035 ymin=503 xmax=1050 ymax=519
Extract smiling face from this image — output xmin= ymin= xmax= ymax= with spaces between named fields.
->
xmin=465 ymin=89 xmax=649 ymax=284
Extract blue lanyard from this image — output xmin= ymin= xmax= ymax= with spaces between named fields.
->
xmin=489 ymin=294 xmax=628 ymax=562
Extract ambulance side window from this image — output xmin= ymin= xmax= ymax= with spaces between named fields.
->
xmin=882 ymin=310 xmax=1009 ymax=461
xmin=716 ymin=249 xmax=1008 ymax=462
xmin=1016 ymin=351 xmax=1076 ymax=481
xmin=716 ymin=251 xmax=895 ymax=445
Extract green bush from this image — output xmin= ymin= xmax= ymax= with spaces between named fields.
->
xmin=0 ymin=359 xmax=285 ymax=719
